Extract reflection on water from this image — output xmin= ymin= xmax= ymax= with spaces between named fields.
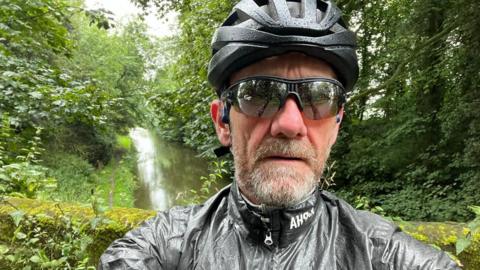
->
xmin=130 ymin=128 xmax=217 ymax=211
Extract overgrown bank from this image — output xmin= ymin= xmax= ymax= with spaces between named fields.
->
xmin=1 ymin=0 xmax=161 ymax=208
xmin=0 ymin=2 xmax=160 ymax=266
xmin=0 ymin=197 xmax=479 ymax=268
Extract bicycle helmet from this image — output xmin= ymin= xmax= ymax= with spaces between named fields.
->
xmin=208 ymin=0 xmax=359 ymax=96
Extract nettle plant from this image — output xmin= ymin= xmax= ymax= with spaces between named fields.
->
xmin=0 ymin=114 xmax=57 ymax=199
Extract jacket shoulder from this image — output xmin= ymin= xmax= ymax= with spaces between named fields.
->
xmin=98 ymin=205 xmax=198 ymax=269
xmin=98 ymin=185 xmax=232 ymax=269
xmin=319 ymin=190 xmax=460 ymax=270
xmin=320 ymin=190 xmax=396 ymax=237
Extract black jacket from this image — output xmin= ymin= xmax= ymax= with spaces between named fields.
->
xmin=99 ymin=183 xmax=460 ymax=269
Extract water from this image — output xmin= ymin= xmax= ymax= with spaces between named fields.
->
xmin=129 ymin=128 xmax=225 ymax=211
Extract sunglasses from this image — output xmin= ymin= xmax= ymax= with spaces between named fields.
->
xmin=221 ymin=76 xmax=346 ymax=120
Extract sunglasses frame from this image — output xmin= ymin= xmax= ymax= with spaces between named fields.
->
xmin=221 ymin=76 xmax=346 ymax=120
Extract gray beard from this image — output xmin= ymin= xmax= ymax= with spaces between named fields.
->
xmin=233 ymin=138 xmax=329 ymax=207
xmin=237 ymin=165 xmax=318 ymax=207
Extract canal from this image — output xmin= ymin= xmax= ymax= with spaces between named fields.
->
xmin=129 ymin=128 xmax=229 ymax=210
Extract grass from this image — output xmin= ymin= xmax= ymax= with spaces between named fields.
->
xmin=43 ymin=145 xmax=137 ymax=208
xmin=93 ymin=153 xmax=137 ymax=208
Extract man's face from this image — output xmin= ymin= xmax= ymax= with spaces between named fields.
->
xmin=211 ymin=53 xmax=342 ymax=207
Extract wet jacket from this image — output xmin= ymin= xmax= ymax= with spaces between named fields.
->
xmin=99 ymin=182 xmax=460 ymax=269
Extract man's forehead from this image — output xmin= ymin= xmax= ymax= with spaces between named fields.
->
xmin=229 ymin=52 xmax=337 ymax=84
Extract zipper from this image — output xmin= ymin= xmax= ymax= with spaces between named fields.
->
xmin=264 ymin=229 xmax=273 ymax=246
xmin=260 ymin=204 xmax=274 ymax=246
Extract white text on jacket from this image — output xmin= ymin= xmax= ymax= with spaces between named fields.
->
xmin=290 ymin=208 xmax=315 ymax=229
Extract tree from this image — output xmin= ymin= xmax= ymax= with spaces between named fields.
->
xmin=135 ymin=0 xmax=480 ymax=221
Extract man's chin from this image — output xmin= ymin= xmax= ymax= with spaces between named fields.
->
xmin=246 ymin=166 xmax=318 ymax=207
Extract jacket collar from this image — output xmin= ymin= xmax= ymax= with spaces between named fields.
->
xmin=228 ymin=180 xmax=322 ymax=248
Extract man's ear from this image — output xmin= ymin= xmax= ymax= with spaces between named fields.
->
xmin=210 ymin=99 xmax=231 ymax=146
xmin=336 ymin=107 xmax=345 ymax=125
xmin=328 ymin=107 xmax=344 ymax=147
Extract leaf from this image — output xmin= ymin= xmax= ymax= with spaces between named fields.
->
xmin=455 ymin=236 xmax=471 ymax=255
xmin=90 ymin=217 xmax=102 ymax=229
xmin=28 ymin=237 xmax=40 ymax=244
xmin=6 ymin=254 xmax=15 ymax=262
xmin=2 ymin=71 xmax=17 ymax=77
xmin=468 ymin=218 xmax=480 ymax=233
xmin=468 ymin=205 xmax=480 ymax=216
xmin=0 ymin=244 xmax=9 ymax=255
xmin=52 ymin=100 xmax=66 ymax=107
xmin=9 ymin=210 xmax=25 ymax=227
xmin=29 ymin=91 xmax=43 ymax=99
xmin=30 ymin=255 xmax=41 ymax=263
xmin=15 ymin=231 xmax=27 ymax=240
xmin=0 ymin=23 xmax=10 ymax=31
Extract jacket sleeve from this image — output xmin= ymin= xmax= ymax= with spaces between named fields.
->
xmin=372 ymin=223 xmax=461 ymax=270
xmin=98 ymin=208 xmax=190 ymax=270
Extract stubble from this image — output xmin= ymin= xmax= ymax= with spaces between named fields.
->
xmin=233 ymin=137 xmax=330 ymax=207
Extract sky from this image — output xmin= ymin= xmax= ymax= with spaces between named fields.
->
xmin=84 ymin=0 xmax=178 ymax=37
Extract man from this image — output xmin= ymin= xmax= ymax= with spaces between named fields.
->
xmin=99 ymin=0 xmax=460 ymax=269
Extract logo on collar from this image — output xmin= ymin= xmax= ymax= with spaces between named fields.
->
xmin=289 ymin=208 xmax=315 ymax=229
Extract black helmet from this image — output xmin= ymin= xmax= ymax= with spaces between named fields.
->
xmin=208 ymin=0 xmax=359 ymax=96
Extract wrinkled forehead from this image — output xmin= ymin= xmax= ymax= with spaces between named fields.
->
xmin=229 ymin=52 xmax=337 ymax=85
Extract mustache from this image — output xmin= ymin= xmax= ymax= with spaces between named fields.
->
xmin=254 ymin=138 xmax=317 ymax=164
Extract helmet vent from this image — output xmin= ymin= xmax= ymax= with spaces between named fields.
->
xmin=270 ymin=0 xmax=291 ymax=21
xmin=287 ymin=1 xmax=302 ymax=19
xmin=316 ymin=0 xmax=328 ymax=12
xmin=253 ymin=0 xmax=269 ymax=6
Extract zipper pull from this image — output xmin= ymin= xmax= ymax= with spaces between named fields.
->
xmin=264 ymin=230 xmax=273 ymax=246
xmin=260 ymin=204 xmax=273 ymax=246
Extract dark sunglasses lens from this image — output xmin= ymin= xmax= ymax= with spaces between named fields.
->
xmin=298 ymin=81 xmax=342 ymax=120
xmin=235 ymin=80 xmax=284 ymax=117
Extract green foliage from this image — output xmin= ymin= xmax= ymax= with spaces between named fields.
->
xmin=0 ymin=162 xmax=57 ymax=199
xmin=84 ymin=8 xmax=115 ymax=30
xmin=0 ymin=0 xmax=73 ymax=57
xmin=329 ymin=0 xmax=480 ymax=222
xmin=44 ymin=122 xmax=115 ymax=167
xmin=0 ymin=0 xmax=110 ymax=130
xmin=93 ymin=152 xmax=138 ymax=209
xmin=457 ymin=206 xmax=480 ymax=255
xmin=42 ymin=144 xmax=137 ymax=208
xmin=1 ymin=0 xmax=158 ymax=175
xmin=0 ymin=196 xmax=158 ymax=267
xmin=2 ymin=196 xmax=479 ymax=269
xmin=116 ymin=135 xmax=132 ymax=150
xmin=64 ymin=16 xmax=154 ymax=130
xmin=0 ymin=114 xmax=57 ymax=199
xmin=142 ymin=0 xmax=233 ymax=158
xmin=43 ymin=152 xmax=95 ymax=203
xmin=178 ymin=160 xmax=228 ymax=205
xmin=138 ymin=0 xmax=480 ymax=222
xmin=1 ymin=0 xmax=156 ymax=210
xmin=0 ymin=0 xmax=164 ymax=267
xmin=0 ymin=205 xmax=95 ymax=269
xmin=353 ymin=195 xmax=386 ymax=216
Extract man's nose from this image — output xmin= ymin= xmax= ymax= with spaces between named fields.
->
xmin=270 ymin=97 xmax=307 ymax=138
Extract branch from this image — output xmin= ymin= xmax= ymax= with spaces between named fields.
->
xmin=349 ymin=23 xmax=458 ymax=103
